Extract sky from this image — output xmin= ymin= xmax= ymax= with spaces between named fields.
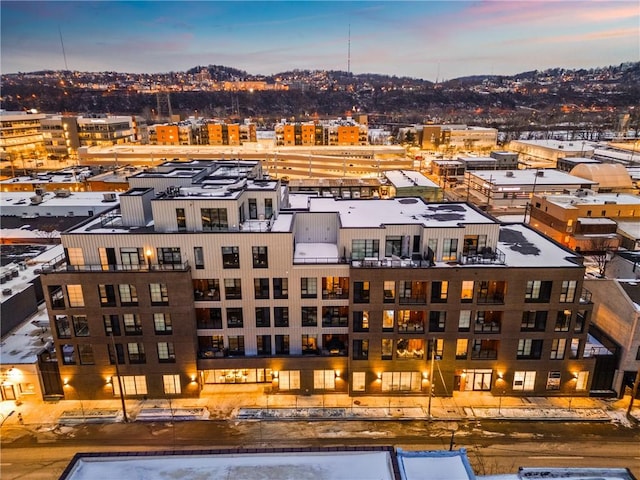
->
xmin=1 ymin=1 xmax=638 ymax=81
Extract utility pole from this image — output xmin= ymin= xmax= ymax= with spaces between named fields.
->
xmin=427 ymin=338 xmax=435 ymax=419
xmin=110 ymin=333 xmax=129 ymax=422
xmin=627 ymin=367 xmax=640 ymax=418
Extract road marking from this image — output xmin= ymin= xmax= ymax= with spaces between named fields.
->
xmin=528 ymin=456 xmax=584 ymax=460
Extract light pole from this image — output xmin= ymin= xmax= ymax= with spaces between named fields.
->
xmin=110 ymin=333 xmax=129 ymax=422
xmin=427 ymin=338 xmax=436 ymax=420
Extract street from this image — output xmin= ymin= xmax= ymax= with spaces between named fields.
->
xmin=2 ymin=418 xmax=638 ymax=479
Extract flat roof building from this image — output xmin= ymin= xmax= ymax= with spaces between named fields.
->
xmin=40 ymin=159 xmax=595 ymax=401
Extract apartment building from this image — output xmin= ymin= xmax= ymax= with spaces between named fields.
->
xmin=0 ymin=111 xmax=48 ymax=165
xmin=420 ymin=125 xmax=497 ymax=153
xmin=40 ymin=160 xmax=595 ymax=400
xmin=275 ymin=119 xmax=368 ymax=147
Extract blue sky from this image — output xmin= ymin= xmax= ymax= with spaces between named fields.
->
xmin=1 ymin=1 xmax=638 ymax=81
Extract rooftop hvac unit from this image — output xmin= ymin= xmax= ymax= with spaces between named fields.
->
xmin=55 ymin=189 xmax=71 ymax=197
xmin=102 ymin=193 xmax=117 ymax=202
xmin=34 ymin=187 xmax=45 ymax=196
xmin=30 ymin=195 xmax=43 ymax=205
xmin=536 ymin=170 xmax=545 ymax=177
xmin=505 ymin=171 xmax=514 ymax=177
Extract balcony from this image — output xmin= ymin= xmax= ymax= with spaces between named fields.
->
xmin=461 ymin=247 xmax=506 ymax=265
xmin=42 ymin=257 xmax=190 ymax=273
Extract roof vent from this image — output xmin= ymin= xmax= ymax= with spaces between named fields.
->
xmin=55 ymin=189 xmax=71 ymax=197
xmin=536 ymin=170 xmax=545 ymax=177
xmin=102 ymin=193 xmax=117 ymax=202
xmin=505 ymin=171 xmax=514 ymax=177
xmin=30 ymin=195 xmax=43 ymax=205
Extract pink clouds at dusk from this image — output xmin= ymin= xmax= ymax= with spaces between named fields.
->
xmin=1 ymin=1 xmax=638 ymax=80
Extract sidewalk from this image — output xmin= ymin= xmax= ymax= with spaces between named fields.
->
xmin=1 ymin=388 xmax=639 ymax=434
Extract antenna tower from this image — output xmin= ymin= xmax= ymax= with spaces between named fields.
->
xmin=156 ymin=92 xmax=173 ymax=121
xmin=58 ymin=26 xmax=69 ymax=71
xmin=347 ymin=24 xmax=351 ymax=76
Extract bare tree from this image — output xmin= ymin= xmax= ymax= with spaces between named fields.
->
xmin=587 ymin=237 xmax=617 ymax=277
xmin=35 ymin=224 xmax=60 ymax=244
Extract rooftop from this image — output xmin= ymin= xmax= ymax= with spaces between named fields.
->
xmin=510 ymin=139 xmax=595 ymax=153
xmin=469 ymin=169 xmax=597 ymax=187
xmin=0 ymin=307 xmax=52 ymax=365
xmin=384 ymin=170 xmax=440 ymax=188
xmin=542 ymin=192 xmax=640 ymax=208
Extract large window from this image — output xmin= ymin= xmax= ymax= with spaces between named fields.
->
xmin=458 ymin=310 xmax=471 ymax=331
xmin=121 ymin=247 xmax=144 ymax=267
xmin=196 ymin=308 xmax=222 ymax=329
xmin=322 ymin=306 xmax=349 ymax=327
xmin=153 ymin=313 xmax=172 ymax=334
xmin=314 ymin=370 xmax=336 ymax=390
xmin=275 ymin=335 xmax=289 ymax=355
xmin=113 ymin=375 xmax=147 ymax=396
xmin=201 ymin=207 xmax=228 ymax=231
xmin=525 ymin=280 xmax=552 ymax=302
xmin=352 ymin=339 xmax=369 ymax=360
xmin=513 ymin=371 xmax=536 ymax=391
xmin=431 ymin=281 xmax=448 ymax=303
xmin=227 ymin=308 xmax=244 ymax=328
xmin=301 ymin=277 xmax=317 ymax=298
xmin=248 ymin=198 xmax=258 ymax=219
xmin=118 ymin=284 xmax=138 ymax=306
xmin=381 ymin=338 xmax=393 ymax=359
xmin=555 ymin=310 xmax=571 ymax=332
xmin=550 ymin=338 xmax=566 ymax=359
xmin=78 ymin=344 xmax=94 ymax=365
xmin=157 ymin=342 xmax=176 ymax=363
xmin=353 ymin=281 xmax=370 ymax=303
xmin=257 ymin=335 xmax=271 ymax=355
xmin=384 ymin=236 xmax=402 ymax=257
xmin=149 ymin=283 xmax=169 ymax=305
xmin=381 ymin=372 xmax=422 ymax=392
xmin=163 ymin=374 xmax=182 ymax=394
xmin=49 ymin=286 xmax=65 ymax=309
xmin=55 ymin=315 xmax=71 ymax=338
xmin=98 ymin=284 xmax=116 ymax=306
xmin=194 ymin=247 xmax=205 ymax=269
xmin=273 ymin=278 xmax=288 ymax=299
xmin=67 ymin=285 xmax=84 ymax=307
xmin=127 ymin=343 xmax=146 ymax=363
xmin=176 ymin=208 xmax=186 ymax=232
xmin=352 ymin=239 xmax=380 ymax=260
xmin=224 ymin=278 xmax=242 ymax=300
xmin=521 ymin=311 xmax=547 ymax=331
xmin=62 ymin=344 xmax=75 ymax=364
xmin=274 ymin=307 xmax=289 ymax=327
xmin=559 ymin=280 xmax=577 ymax=303
xmin=254 ymin=278 xmax=270 ymax=299
xmin=301 ymin=306 xmax=317 ymax=327
xmin=382 ymin=310 xmax=395 ymax=331
xmin=255 ymin=307 xmax=271 ymax=327
xmin=72 ymin=315 xmax=89 ymax=336
xmin=103 ymin=315 xmax=120 ymax=336
xmin=123 ymin=314 xmax=143 ymax=335
xmin=442 ymin=238 xmax=458 ymax=262
xmin=252 ymin=246 xmax=268 ymax=268
xmin=222 ymin=247 xmax=240 ymax=268
xmin=157 ymin=247 xmax=181 ymax=265
xmin=456 ymin=339 xmax=468 ymax=359
xmin=461 ymin=281 xmax=474 ymax=302
xmin=399 ymin=281 xmax=427 ymax=304
xmin=398 ymin=310 xmax=424 ymax=332
xmin=265 ymin=198 xmax=273 ymax=219
xmin=517 ymin=339 xmax=543 ymax=359
xmin=429 ymin=311 xmax=446 ymax=332
xmin=353 ymin=311 xmax=369 ymax=332
xmin=383 ymin=281 xmax=395 ymax=303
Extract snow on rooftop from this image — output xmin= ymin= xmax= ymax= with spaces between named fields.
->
xmin=384 ymin=170 xmax=439 ymax=188
xmin=577 ymin=217 xmax=617 ymax=225
xmin=616 ymin=220 xmax=640 ymax=238
xmin=469 ymin=170 xmax=597 ymax=186
xmin=294 ymin=243 xmax=339 ymax=263
xmin=0 ymin=191 xmax=121 ymax=208
xmin=63 ymin=451 xmax=397 ymax=480
xmin=308 ymin=198 xmax=494 ymax=228
xmin=0 ymin=308 xmax=51 ymax=364
xmin=397 ymin=449 xmax=475 ymax=480
xmin=498 ymin=224 xmax=579 ymax=268
xmin=545 ymin=192 xmax=640 ymax=207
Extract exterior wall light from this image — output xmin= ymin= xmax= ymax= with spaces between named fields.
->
xmin=334 ymin=370 xmax=341 ymax=378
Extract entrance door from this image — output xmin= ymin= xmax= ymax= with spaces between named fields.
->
xmin=463 ymin=369 xmax=493 ymax=391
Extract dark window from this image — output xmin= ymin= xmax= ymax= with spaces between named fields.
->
xmin=525 ymin=280 xmax=553 ymax=303
xmin=49 ymin=286 xmax=65 ymax=309
xmin=224 ymin=278 xmax=242 ymax=299
xmin=255 ymin=307 xmax=271 ymax=327
xmin=98 ymin=284 xmax=117 ymax=306
xmin=254 ymin=278 xmax=270 ymax=299
xmin=222 ymin=247 xmax=240 ymax=268
xmin=431 ymin=281 xmax=448 ymax=303
xmin=555 ymin=310 xmax=571 ymax=332
xmin=55 ymin=315 xmax=71 ymax=338
xmin=257 ymin=335 xmax=271 ymax=355
xmin=108 ymin=343 xmax=125 ymax=365
xmin=353 ymin=311 xmax=369 ymax=332
xmin=72 ymin=315 xmax=90 ymax=336
xmin=193 ymin=279 xmax=220 ymax=301
xmin=252 ymin=246 xmax=268 ymax=268
xmin=78 ymin=344 xmax=95 ymax=365
xmin=301 ymin=277 xmax=317 ymax=298
xmin=61 ymin=344 xmax=75 ymax=364
xmin=352 ymin=339 xmax=369 ymax=360
xmin=249 ymin=198 xmax=258 ymax=219
xmin=273 ymin=278 xmax=288 ymax=299
xmin=274 ymin=307 xmax=289 ymax=327
xmin=471 ymin=339 xmax=499 ymax=359
xmin=201 ymin=207 xmax=228 ymax=231
xmin=157 ymin=247 xmax=181 ymax=265
xmin=176 ymin=208 xmax=186 ymax=232
xmin=521 ymin=311 xmax=547 ymax=331
xmin=196 ymin=308 xmax=222 ymax=329
xmin=265 ymin=198 xmax=273 ymax=219
xmin=322 ymin=306 xmax=349 ymax=327
xmin=194 ymin=247 xmax=205 ymax=269
xmin=384 ymin=235 xmax=402 ymax=257
xmin=351 ymin=239 xmax=380 ymax=260
xmin=301 ymin=306 xmax=317 ymax=327
xmin=353 ymin=281 xmax=370 ymax=303
xmin=103 ymin=315 xmax=120 ymax=336
xmin=275 ymin=335 xmax=290 ymax=355
xmin=227 ymin=308 xmax=244 ymax=328
xmin=228 ymin=336 xmax=245 ymax=356
xmin=517 ymin=339 xmax=543 ymax=359
xmin=428 ymin=311 xmax=446 ymax=332
xmin=399 ymin=281 xmax=427 ymax=304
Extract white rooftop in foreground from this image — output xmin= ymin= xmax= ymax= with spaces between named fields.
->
xmin=63 ymin=450 xmax=397 ymax=480
xmin=469 ymin=169 xmax=597 ymax=187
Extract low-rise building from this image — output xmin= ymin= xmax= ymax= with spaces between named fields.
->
xmin=507 ymin=140 xmax=594 ymax=169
